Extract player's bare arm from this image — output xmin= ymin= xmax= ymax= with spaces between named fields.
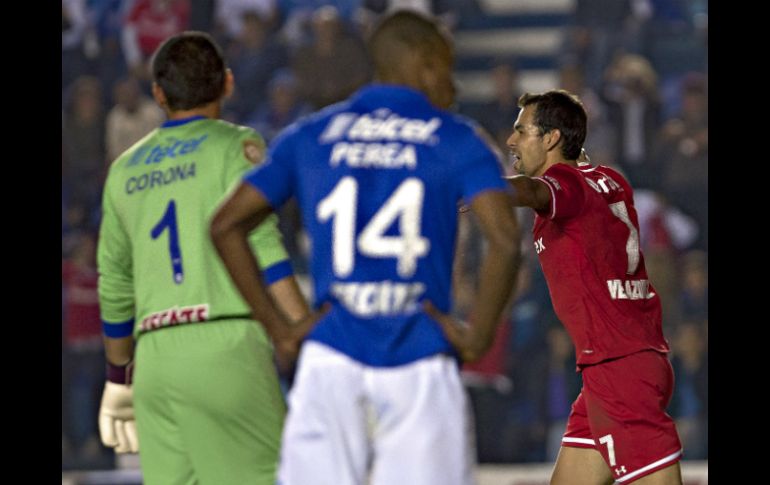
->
xmin=103 ymin=335 xmax=134 ymax=366
xmin=211 ymin=183 xmax=327 ymax=360
xmin=269 ymin=276 xmax=311 ymax=323
xmin=504 ymin=175 xmax=551 ymax=212
xmin=267 ymin=276 xmax=329 ymax=361
xmin=210 ymin=183 xmax=286 ymax=330
xmin=425 ymin=190 xmax=520 ymax=362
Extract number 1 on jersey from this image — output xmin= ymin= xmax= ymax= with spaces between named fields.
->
xmin=151 ymin=199 xmax=184 ymax=284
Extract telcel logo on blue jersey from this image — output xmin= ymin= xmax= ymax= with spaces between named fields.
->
xmin=319 ymin=110 xmax=441 ymax=171
xmin=319 ymin=109 xmax=441 ymax=145
xmin=127 ymin=135 xmax=208 ymax=167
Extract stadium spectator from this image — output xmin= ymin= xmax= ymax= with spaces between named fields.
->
xmin=561 ymin=0 xmax=652 ymax=90
xmin=188 ymin=0 xmax=216 ymax=32
xmin=63 ymin=0 xmax=93 ymax=88
xmin=503 ymin=261 xmax=563 ymax=464
xmin=84 ymin=0 xmax=129 ymax=93
xmin=543 ymin=325 xmax=582 ymax=462
xmin=62 ymin=233 xmax=107 ymax=464
xmin=224 ymin=10 xmax=289 ymax=122
xmin=290 ymin=5 xmax=371 ymax=109
xmin=96 ymin=31 xmax=311 ymax=484
xmin=601 ymin=53 xmax=662 ymax=190
xmin=62 ymin=201 xmax=92 ymax=258
xmin=121 ymin=0 xmax=190 ymax=80
xmin=214 ymin=0 xmax=278 ymax=40
xmin=654 ymin=72 xmax=708 ymax=250
xmin=633 ymin=189 xmax=698 ymax=254
xmin=633 ymin=189 xmax=698 ymax=326
xmin=470 ymin=60 xmax=523 ymax=154
xmin=62 ymin=75 xmax=107 ymax=213
xmin=678 ymin=249 xmax=707 ymax=324
xmin=211 ymin=11 xmax=521 ymax=484
xmin=460 ymin=238 xmax=516 ymax=463
xmin=644 ymin=0 xmax=708 ymax=88
xmin=244 ymin=69 xmax=309 ymax=142
xmin=105 ymin=76 xmax=165 ymax=162
xmin=462 ymin=314 xmax=514 ymax=463
xmin=669 ymin=321 xmax=707 ymax=460
xmin=277 ymin=0 xmax=361 ymax=47
xmin=559 ymin=63 xmax=616 ymax=168
xmin=505 ymin=90 xmax=683 ymax=484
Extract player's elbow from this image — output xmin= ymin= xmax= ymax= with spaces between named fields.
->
xmin=209 ymin=209 xmax=237 ymax=251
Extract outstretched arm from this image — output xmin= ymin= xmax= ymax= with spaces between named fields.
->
xmin=505 ymin=148 xmax=590 ymax=210
xmin=504 ymin=175 xmax=552 ymax=212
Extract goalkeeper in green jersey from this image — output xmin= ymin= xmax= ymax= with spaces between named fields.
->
xmin=96 ymin=31 xmax=317 ymax=485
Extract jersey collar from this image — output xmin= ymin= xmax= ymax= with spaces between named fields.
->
xmin=161 ymin=115 xmax=208 ymax=128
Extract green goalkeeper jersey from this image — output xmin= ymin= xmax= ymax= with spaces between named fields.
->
xmin=98 ymin=116 xmax=291 ymax=338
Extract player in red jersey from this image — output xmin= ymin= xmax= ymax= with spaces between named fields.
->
xmin=503 ymin=90 xmax=682 ymax=484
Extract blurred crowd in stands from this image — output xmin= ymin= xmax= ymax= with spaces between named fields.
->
xmin=62 ymin=0 xmax=707 ymax=469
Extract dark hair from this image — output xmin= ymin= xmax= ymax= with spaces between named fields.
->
xmin=367 ymin=11 xmax=449 ymax=75
xmin=151 ymin=31 xmax=226 ymax=111
xmin=518 ymin=90 xmax=587 ymax=160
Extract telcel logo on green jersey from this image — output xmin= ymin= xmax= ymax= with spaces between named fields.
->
xmin=127 ymin=135 xmax=208 ymax=167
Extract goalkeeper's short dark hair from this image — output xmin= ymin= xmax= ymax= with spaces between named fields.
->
xmin=151 ymin=31 xmax=226 ymax=111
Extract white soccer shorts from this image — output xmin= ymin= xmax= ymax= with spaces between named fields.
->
xmin=277 ymin=341 xmax=476 ymax=485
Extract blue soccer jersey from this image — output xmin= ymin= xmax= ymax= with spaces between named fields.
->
xmin=244 ymin=85 xmax=508 ymax=366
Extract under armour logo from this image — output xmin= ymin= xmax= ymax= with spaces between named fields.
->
xmin=615 ymin=466 xmax=627 ymax=475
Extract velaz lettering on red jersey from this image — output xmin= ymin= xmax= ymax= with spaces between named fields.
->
xmin=606 ymin=279 xmax=655 ymax=300
xmin=139 ymin=304 xmax=210 ymax=332
xmin=319 ymin=110 xmax=441 ymax=145
xmin=127 ymin=135 xmax=208 ymax=167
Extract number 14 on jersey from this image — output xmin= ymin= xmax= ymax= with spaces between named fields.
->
xmin=317 ymin=177 xmax=430 ymax=278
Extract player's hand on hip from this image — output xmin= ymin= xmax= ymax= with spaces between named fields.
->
xmin=99 ymin=381 xmax=139 ymax=453
xmin=275 ymin=302 xmax=332 ymax=364
xmin=423 ymin=300 xmax=486 ymax=363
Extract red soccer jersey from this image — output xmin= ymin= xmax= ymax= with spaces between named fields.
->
xmin=532 ymin=163 xmax=669 ymax=367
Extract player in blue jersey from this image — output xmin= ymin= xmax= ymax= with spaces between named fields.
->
xmin=211 ymin=11 xmax=521 ymax=485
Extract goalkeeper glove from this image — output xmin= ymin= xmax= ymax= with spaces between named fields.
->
xmin=98 ymin=361 xmax=139 ymax=453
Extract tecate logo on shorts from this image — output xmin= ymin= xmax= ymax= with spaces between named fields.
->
xmin=140 ymin=304 xmax=210 ymax=332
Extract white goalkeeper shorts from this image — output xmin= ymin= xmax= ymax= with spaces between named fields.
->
xmin=277 ymin=341 xmax=476 ymax=485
